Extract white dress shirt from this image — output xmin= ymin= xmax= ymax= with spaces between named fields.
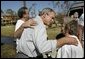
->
xmin=57 ymin=35 xmax=84 ymax=58
xmin=15 ymin=16 xmax=57 ymax=57
xmin=15 ymin=20 xmax=25 ymax=53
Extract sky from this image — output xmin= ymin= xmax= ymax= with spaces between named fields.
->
xmin=2 ymin=1 xmax=79 ymax=17
xmin=1 ymin=1 xmax=62 ymax=14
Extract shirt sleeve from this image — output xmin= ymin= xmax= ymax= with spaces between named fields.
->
xmin=34 ymin=25 xmax=57 ymax=53
xmin=15 ymin=20 xmax=24 ymax=31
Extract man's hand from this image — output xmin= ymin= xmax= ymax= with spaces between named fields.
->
xmin=21 ymin=19 xmax=37 ymax=28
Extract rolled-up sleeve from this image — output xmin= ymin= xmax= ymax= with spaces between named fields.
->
xmin=50 ymin=40 xmax=57 ymax=51
xmin=34 ymin=25 xmax=57 ymax=53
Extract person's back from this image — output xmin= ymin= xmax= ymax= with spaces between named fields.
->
xmin=17 ymin=15 xmax=52 ymax=57
xmin=17 ymin=27 xmax=36 ymax=57
xmin=57 ymin=35 xmax=83 ymax=58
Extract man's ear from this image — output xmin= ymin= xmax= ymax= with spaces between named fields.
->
xmin=43 ymin=14 xmax=46 ymax=18
xmin=43 ymin=15 xmax=46 ymax=18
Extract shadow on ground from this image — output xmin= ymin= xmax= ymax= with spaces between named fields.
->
xmin=1 ymin=36 xmax=16 ymax=58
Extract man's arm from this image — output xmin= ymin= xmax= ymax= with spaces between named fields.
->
xmin=34 ymin=27 xmax=78 ymax=53
xmin=57 ymin=36 xmax=78 ymax=48
xmin=14 ymin=20 xmax=37 ymax=39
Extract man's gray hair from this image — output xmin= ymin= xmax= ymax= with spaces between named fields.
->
xmin=39 ymin=8 xmax=56 ymax=16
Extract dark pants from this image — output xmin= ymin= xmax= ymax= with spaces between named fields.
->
xmin=15 ymin=52 xmax=43 ymax=58
xmin=15 ymin=52 xmax=29 ymax=58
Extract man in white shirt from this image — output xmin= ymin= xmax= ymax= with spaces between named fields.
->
xmin=14 ymin=7 xmax=37 ymax=58
xmin=15 ymin=8 xmax=78 ymax=58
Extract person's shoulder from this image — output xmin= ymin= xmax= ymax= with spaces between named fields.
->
xmin=17 ymin=19 xmax=25 ymax=23
xmin=69 ymin=35 xmax=78 ymax=40
xmin=17 ymin=19 xmax=24 ymax=22
xmin=15 ymin=19 xmax=25 ymax=27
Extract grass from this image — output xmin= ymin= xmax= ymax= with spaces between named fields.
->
xmin=1 ymin=44 xmax=16 ymax=58
xmin=1 ymin=25 xmax=15 ymax=37
xmin=1 ymin=25 xmax=16 ymax=58
xmin=47 ymin=27 xmax=61 ymax=39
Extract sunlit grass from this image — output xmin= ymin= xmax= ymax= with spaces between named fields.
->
xmin=1 ymin=25 xmax=15 ymax=37
xmin=47 ymin=27 xmax=61 ymax=39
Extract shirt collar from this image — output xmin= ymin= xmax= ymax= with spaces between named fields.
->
xmin=35 ymin=15 xmax=46 ymax=28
